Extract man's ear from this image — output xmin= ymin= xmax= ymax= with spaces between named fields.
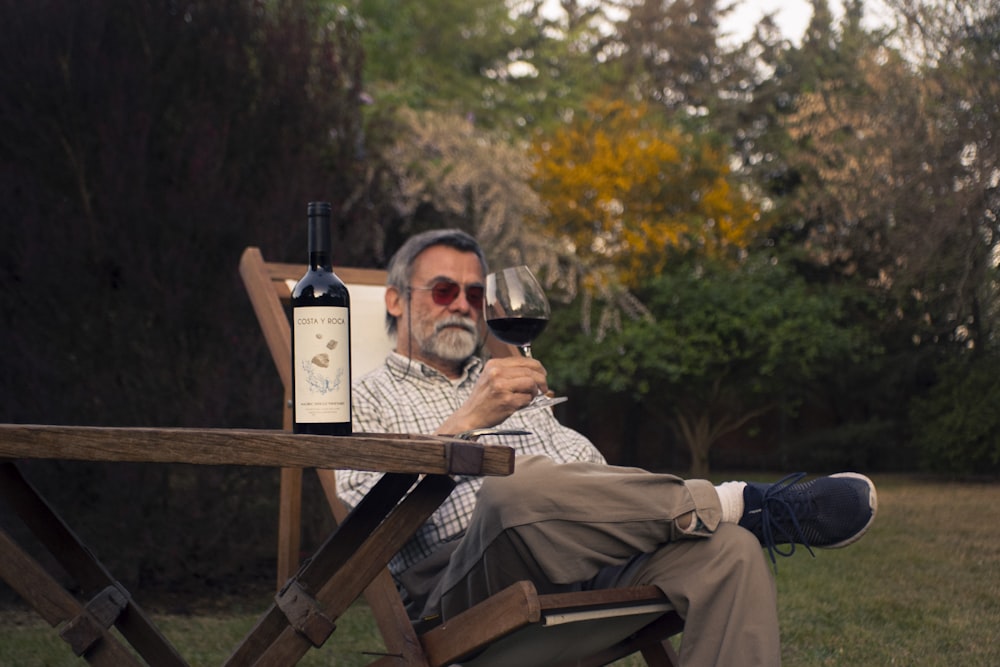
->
xmin=386 ymin=286 xmax=404 ymax=319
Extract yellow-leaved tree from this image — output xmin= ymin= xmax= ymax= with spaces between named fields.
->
xmin=532 ymin=99 xmax=763 ymax=288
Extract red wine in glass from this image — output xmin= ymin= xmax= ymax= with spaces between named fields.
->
xmin=485 ymin=316 xmax=549 ymax=348
xmin=484 ymin=266 xmax=566 ymax=409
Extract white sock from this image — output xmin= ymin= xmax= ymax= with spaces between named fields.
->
xmin=715 ymin=481 xmax=747 ymax=523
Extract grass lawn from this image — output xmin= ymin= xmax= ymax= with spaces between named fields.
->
xmin=1 ymin=475 xmax=997 ymax=666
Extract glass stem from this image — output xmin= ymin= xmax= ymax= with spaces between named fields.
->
xmin=519 ymin=344 xmax=533 ymax=358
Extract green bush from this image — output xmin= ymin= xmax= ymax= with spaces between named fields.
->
xmin=910 ymin=354 xmax=1000 ymax=476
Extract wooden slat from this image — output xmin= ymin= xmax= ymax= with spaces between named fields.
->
xmin=260 ymin=257 xmax=386 ymax=287
xmin=0 ymin=527 xmax=86 ymax=626
xmin=239 ymin=247 xmax=389 ymax=389
xmin=242 ymin=246 xmax=303 ymax=589
xmin=544 ymin=609 xmax=682 ymax=667
xmin=541 ymin=586 xmax=680 ymax=667
xmin=239 ymin=246 xmax=294 ymax=392
xmin=317 ymin=468 xmax=430 ymax=665
xmin=420 ymin=581 xmax=542 ymax=667
xmin=267 ymin=262 xmax=388 ymax=296
xmin=0 ymin=425 xmax=514 ymax=477
xmin=537 ymin=585 xmax=667 ymax=612
xmin=276 ymin=467 xmax=304 ymax=591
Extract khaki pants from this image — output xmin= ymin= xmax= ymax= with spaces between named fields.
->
xmin=416 ymin=455 xmax=780 ymax=667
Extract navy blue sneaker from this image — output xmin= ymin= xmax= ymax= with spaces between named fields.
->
xmin=738 ymin=472 xmax=877 ymax=564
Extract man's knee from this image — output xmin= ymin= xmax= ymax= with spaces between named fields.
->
xmin=712 ymin=522 xmax=769 ymax=572
xmin=686 ymin=523 xmax=774 ymax=604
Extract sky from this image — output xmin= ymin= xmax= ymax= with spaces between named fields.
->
xmin=539 ymin=0 xmax=850 ymax=47
xmin=719 ymin=0 xmax=843 ymax=45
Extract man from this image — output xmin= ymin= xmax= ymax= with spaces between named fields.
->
xmin=337 ymin=229 xmax=877 ymax=666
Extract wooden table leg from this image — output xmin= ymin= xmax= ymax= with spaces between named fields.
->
xmin=225 ymin=472 xmax=455 ymax=667
xmin=0 ymin=461 xmax=189 ymax=667
xmin=0 ymin=526 xmax=147 ymax=666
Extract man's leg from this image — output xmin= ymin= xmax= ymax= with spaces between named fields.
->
xmin=432 ymin=454 xmax=722 ymax=616
xmin=421 ymin=455 xmax=879 ymax=664
xmin=421 ymin=456 xmax=779 ymax=665
xmin=598 ymin=524 xmax=780 ymax=666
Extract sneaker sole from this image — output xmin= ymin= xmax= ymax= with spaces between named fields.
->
xmin=823 ymin=472 xmax=878 ymax=549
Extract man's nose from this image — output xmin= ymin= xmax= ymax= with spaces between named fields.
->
xmin=451 ymin=289 xmax=478 ymax=315
xmin=451 ymin=293 xmax=473 ymax=312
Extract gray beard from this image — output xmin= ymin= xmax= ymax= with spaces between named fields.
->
xmin=421 ymin=317 xmax=479 ymax=363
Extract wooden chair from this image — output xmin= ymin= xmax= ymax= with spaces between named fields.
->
xmin=240 ymin=246 xmax=684 ymax=666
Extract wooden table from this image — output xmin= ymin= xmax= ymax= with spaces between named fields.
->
xmin=0 ymin=424 xmax=514 ymax=666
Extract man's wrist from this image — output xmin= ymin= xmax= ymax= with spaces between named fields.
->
xmin=436 ymin=411 xmax=481 ymax=437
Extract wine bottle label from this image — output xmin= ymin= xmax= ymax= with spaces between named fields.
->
xmin=293 ymin=305 xmax=351 ymax=424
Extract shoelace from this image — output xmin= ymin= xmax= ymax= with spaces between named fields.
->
xmin=757 ymin=472 xmax=817 ymax=566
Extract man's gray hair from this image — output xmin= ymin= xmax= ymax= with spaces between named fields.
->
xmin=384 ymin=229 xmax=488 ymax=336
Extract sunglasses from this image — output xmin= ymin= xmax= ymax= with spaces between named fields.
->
xmin=410 ymin=280 xmax=485 ymax=309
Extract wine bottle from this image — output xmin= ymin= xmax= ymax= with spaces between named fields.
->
xmin=291 ymin=201 xmax=352 ymax=435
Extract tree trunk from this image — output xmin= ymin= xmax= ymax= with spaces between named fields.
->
xmin=688 ymin=437 xmax=711 ymax=478
xmin=675 ymin=411 xmax=714 ymax=478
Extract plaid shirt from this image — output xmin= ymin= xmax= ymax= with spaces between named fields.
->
xmin=337 ymin=352 xmax=606 ymax=577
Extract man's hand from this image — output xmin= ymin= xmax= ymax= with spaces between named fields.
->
xmin=436 ymin=357 xmax=548 ymax=435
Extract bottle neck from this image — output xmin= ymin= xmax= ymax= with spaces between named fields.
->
xmin=307 ymin=214 xmax=333 ymax=271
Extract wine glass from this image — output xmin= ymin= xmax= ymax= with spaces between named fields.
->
xmin=484 ymin=266 xmax=568 ymax=410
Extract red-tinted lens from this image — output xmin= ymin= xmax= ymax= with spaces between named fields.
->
xmin=429 ymin=281 xmax=461 ymax=306
xmin=427 ymin=281 xmax=484 ymax=309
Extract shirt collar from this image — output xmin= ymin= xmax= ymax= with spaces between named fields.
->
xmin=385 ymin=352 xmax=483 ymax=386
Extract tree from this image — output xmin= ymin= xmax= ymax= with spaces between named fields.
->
xmin=374 ymin=107 xmax=546 ymax=264
xmin=610 ymin=0 xmax=729 ymax=111
xmin=371 ymin=104 xmax=645 ymax=331
xmin=910 ymin=352 xmax=1000 ymax=475
xmin=491 ymin=0 xmax=622 ymax=132
xmin=532 ymin=98 xmax=764 ymax=290
xmin=356 ymin=0 xmax=603 ymax=133
xmin=0 ymin=0 xmax=378 ymax=429
xmin=0 ymin=0 xmax=380 ymax=586
xmin=544 ymin=254 xmax=874 ymax=476
xmin=716 ymin=0 xmax=836 ymax=203
xmin=782 ymin=0 xmax=1000 ymax=352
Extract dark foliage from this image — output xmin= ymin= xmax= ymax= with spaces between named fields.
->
xmin=0 ymin=0 xmax=388 ymax=588
xmin=0 ymin=0 xmax=390 ymax=429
